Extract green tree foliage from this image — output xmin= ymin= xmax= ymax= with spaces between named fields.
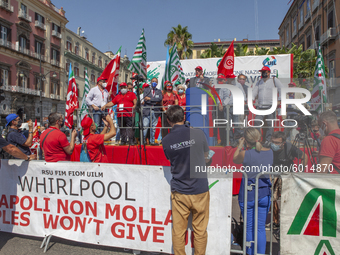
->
xmin=165 ymin=24 xmax=193 ymax=59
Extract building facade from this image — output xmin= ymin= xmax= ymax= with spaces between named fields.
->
xmin=278 ymin=0 xmax=340 ymax=108
xmin=191 ymin=39 xmax=280 ymax=59
xmin=64 ymin=29 xmax=132 ymax=106
xmin=0 ymin=0 xmax=67 ymax=126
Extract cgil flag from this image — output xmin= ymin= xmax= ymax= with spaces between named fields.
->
xmin=161 ymin=44 xmax=185 ymax=89
xmin=311 ymin=44 xmax=327 ymax=112
xmin=65 ymin=63 xmax=79 ymax=128
xmin=100 ymin=46 xmax=121 ymax=98
xmin=128 ymin=29 xmax=147 ymax=79
xmin=79 ymin=68 xmax=90 ymax=122
xmin=217 ymin=40 xmax=235 ymax=78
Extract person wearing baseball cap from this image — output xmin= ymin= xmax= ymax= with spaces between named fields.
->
xmin=216 ymin=74 xmax=246 ymax=146
xmin=80 ymin=115 xmax=116 ymax=163
xmin=187 ymin=66 xmax=210 ymax=88
xmin=86 ymin=76 xmax=110 ymax=133
xmin=5 ymin=114 xmax=37 ymax=160
xmin=102 ymin=82 xmax=137 ymax=145
xmin=253 ymin=65 xmax=284 ymax=146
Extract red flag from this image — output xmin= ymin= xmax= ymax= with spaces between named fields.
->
xmin=217 ymin=40 xmax=236 ymax=78
xmin=99 ymin=47 xmax=121 ymax=98
xmin=65 ymin=64 xmax=79 ymax=128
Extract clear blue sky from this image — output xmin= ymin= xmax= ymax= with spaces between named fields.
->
xmin=55 ymin=0 xmax=291 ymax=61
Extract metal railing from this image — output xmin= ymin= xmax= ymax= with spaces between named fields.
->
xmin=35 ymin=20 xmax=46 ymax=30
xmin=0 ymin=0 xmax=13 ymax=12
xmin=18 ymin=9 xmax=32 ymax=22
xmin=50 ymin=59 xmax=60 ymax=66
xmin=52 ymin=30 xmax=62 ymax=39
xmin=320 ymin=27 xmax=337 ymax=45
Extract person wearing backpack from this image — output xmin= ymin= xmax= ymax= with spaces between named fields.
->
xmin=40 ymin=112 xmax=77 ymax=162
xmin=319 ymin=111 xmax=340 ymax=173
xmin=81 ymin=114 xmax=116 ymax=163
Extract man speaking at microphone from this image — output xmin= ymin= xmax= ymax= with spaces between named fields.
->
xmin=187 ymin=66 xmax=210 ymax=88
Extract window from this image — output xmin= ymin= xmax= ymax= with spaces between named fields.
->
xmin=52 ymin=23 xmax=61 ymax=34
xmin=98 ymin=59 xmax=102 ymax=68
xmin=19 ymin=35 xmax=29 ymax=51
xmin=315 ymin=25 xmax=320 ymax=41
xmin=19 ymin=75 xmax=28 ymax=88
xmin=85 ymin=49 xmax=89 ymax=60
xmin=66 ymin=62 xmax=70 ymax=73
xmin=51 ymin=48 xmax=60 ymax=64
xmin=300 ymin=7 xmax=304 ymax=25
xmin=286 ymin=26 xmax=289 ymax=44
xmin=328 ymin=10 xmax=334 ymax=28
xmin=50 ymin=82 xmax=60 ymax=96
xmin=293 ymin=18 xmax=297 ymax=35
xmin=329 ymin=59 xmax=335 ymax=78
xmin=75 ymin=45 xmax=79 ymax=55
xmin=306 ymin=0 xmax=310 ymax=14
xmin=21 ymin=3 xmax=27 ymax=15
xmin=66 ymin=41 xmax=72 ymax=52
xmin=35 ymin=40 xmax=43 ymax=55
xmin=105 ymin=60 xmax=108 ymax=67
xmin=74 ymin=67 xmax=79 ymax=77
xmin=1 ymin=69 xmax=9 ymax=86
xmin=92 ymin=54 xmax=95 ymax=64
xmin=35 ymin=13 xmax=44 ymax=24
xmin=91 ymin=74 xmax=95 ymax=83
xmin=306 ymin=34 xmax=311 ymax=48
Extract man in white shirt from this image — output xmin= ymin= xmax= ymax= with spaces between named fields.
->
xmin=252 ymin=66 xmax=284 ymax=146
xmin=86 ymin=77 xmax=110 ymax=133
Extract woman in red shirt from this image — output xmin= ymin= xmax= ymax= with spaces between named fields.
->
xmin=176 ymin=85 xmax=186 ymax=111
xmin=162 ymin=81 xmax=178 ymax=139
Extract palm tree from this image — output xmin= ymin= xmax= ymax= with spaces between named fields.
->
xmin=234 ymin=43 xmax=248 ymax=56
xmin=200 ymin=42 xmax=226 ymax=58
xmin=165 ymin=24 xmax=193 ymax=59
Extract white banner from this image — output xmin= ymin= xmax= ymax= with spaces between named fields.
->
xmin=147 ymin=54 xmax=292 ymax=88
xmin=0 ymin=160 xmax=232 ymax=254
xmin=281 ymin=174 xmax=340 ymax=255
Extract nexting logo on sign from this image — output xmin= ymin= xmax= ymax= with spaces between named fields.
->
xmin=287 ymin=188 xmax=337 ymax=255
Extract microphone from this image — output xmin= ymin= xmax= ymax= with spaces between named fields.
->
xmin=130 ymin=75 xmax=145 ymax=82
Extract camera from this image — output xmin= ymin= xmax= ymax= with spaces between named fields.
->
xmin=292 ymin=115 xmax=312 ymax=132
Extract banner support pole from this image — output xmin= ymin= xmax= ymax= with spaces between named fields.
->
xmin=40 ymin=235 xmax=53 ymax=253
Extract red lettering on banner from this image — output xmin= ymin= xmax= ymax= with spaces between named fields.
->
xmin=153 ymin=226 xmax=164 ymax=243
xmin=93 ymin=219 xmax=103 ymax=235
xmin=60 ymin=216 xmax=73 ymax=230
xmin=139 ymin=207 xmax=150 ymax=224
xmin=105 ymin=204 xmax=120 ymax=219
xmin=137 ymin=225 xmax=151 ymax=241
xmin=20 ymin=196 xmax=32 ymax=210
xmin=2 ymin=210 xmax=10 ymax=224
xmin=0 ymin=195 xmax=8 ymax=208
xmin=74 ymin=217 xmax=86 ymax=233
xmin=43 ymin=214 xmax=59 ymax=229
xmin=43 ymin=198 xmax=50 ymax=212
xmin=163 ymin=210 xmax=172 ymax=225
xmin=11 ymin=211 xmax=19 ymax=225
xmin=33 ymin=197 xmax=42 ymax=211
xmin=85 ymin=201 xmax=97 ymax=217
xmin=111 ymin=222 xmax=125 ymax=238
xmin=151 ymin=208 xmax=162 ymax=225
xmin=57 ymin=199 xmax=68 ymax=214
xmin=20 ymin=212 xmax=30 ymax=226
xmin=10 ymin=195 xmax=18 ymax=209
xmin=70 ymin=200 xmax=83 ymax=215
xmin=122 ymin=206 xmax=137 ymax=222
xmin=126 ymin=223 xmax=135 ymax=240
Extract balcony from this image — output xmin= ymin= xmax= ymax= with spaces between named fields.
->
xmin=305 ymin=12 xmax=311 ymax=22
xmin=35 ymin=20 xmax=46 ymax=30
xmin=31 ymin=52 xmax=46 ymax=61
xmin=17 ymin=46 xmax=30 ymax=55
xmin=18 ymin=9 xmax=32 ymax=22
xmin=0 ymin=0 xmax=13 ymax=12
xmin=0 ymin=38 xmax=14 ymax=48
xmin=56 ymin=95 xmax=60 ymax=100
xmin=312 ymin=0 xmax=319 ymax=12
xmin=52 ymin=30 xmax=62 ymax=39
xmin=50 ymin=59 xmax=60 ymax=67
xmin=307 ymin=40 xmax=319 ymax=50
xmin=320 ymin=28 xmax=337 ymax=45
xmin=50 ymin=94 xmax=55 ymax=99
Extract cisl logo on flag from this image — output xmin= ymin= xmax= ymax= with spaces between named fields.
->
xmin=287 ymin=188 xmax=337 ymax=255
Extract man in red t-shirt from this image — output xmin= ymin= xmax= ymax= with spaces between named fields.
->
xmin=319 ymin=111 xmax=340 ymax=173
xmin=102 ymin=82 xmax=137 ymax=145
xmin=81 ymin=115 xmax=116 ymax=163
xmin=40 ymin=112 xmax=77 ymax=162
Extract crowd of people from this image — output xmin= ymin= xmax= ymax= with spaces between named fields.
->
xmin=1 ymin=63 xmax=340 ymax=255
